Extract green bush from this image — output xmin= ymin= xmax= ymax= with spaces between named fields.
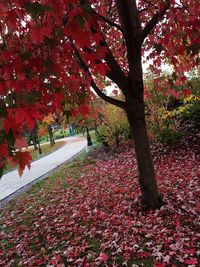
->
xmin=54 ymin=130 xmax=70 ymax=140
xmin=153 ymin=124 xmax=186 ymax=145
xmin=97 ymin=104 xmax=130 ymax=147
xmin=171 ymin=95 xmax=200 ymax=121
xmin=145 ymin=74 xmax=200 ymax=145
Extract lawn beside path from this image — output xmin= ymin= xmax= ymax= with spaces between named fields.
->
xmin=0 ymin=136 xmax=86 ymax=203
xmin=0 ymin=141 xmax=199 ymax=266
xmin=5 ymin=140 xmax=67 ymax=174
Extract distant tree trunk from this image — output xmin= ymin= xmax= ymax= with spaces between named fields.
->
xmin=31 ymin=128 xmax=38 ymax=150
xmin=86 ymin=126 xmax=93 ymax=146
xmin=48 ymin=125 xmax=55 ymax=146
xmin=94 ymin=123 xmax=99 ymax=135
xmin=114 ymin=131 xmax=120 ymax=147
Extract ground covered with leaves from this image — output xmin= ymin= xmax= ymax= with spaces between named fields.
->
xmin=0 ymin=140 xmax=199 ymax=266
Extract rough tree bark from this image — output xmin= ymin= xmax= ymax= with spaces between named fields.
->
xmin=125 ymin=79 xmax=163 ymax=209
xmin=115 ymin=0 xmax=167 ymax=209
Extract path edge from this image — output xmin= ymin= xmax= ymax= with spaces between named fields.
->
xmin=0 ymin=146 xmax=86 ymax=209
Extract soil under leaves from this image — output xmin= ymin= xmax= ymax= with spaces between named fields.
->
xmin=0 ymin=141 xmax=199 ymax=266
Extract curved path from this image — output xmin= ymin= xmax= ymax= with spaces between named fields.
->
xmin=0 ymin=136 xmax=86 ymax=204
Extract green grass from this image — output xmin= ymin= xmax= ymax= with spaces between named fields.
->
xmin=30 ymin=140 xmax=66 ymax=161
xmin=5 ymin=147 xmax=92 ymax=205
xmin=4 ymin=141 xmax=66 ymax=174
xmin=40 ymin=129 xmax=70 ymax=143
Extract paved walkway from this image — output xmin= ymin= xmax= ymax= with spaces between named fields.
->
xmin=0 ymin=136 xmax=86 ymax=202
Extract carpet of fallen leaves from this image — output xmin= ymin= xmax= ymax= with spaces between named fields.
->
xmin=0 ymin=141 xmax=200 ymax=267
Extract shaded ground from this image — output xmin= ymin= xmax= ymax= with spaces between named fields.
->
xmin=0 ymin=140 xmax=199 ymax=266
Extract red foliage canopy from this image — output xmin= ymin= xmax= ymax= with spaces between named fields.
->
xmin=0 ymin=0 xmax=199 ymax=175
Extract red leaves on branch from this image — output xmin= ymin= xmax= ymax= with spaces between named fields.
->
xmin=29 ymin=26 xmax=52 ymax=44
xmin=0 ymin=0 xmax=199 ymax=175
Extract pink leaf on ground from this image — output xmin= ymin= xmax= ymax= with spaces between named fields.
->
xmin=185 ymin=258 xmax=198 ymax=265
xmin=97 ymin=253 xmax=109 ymax=262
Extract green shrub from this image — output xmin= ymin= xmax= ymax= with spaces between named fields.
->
xmin=145 ymin=74 xmax=200 ymax=144
xmin=171 ymin=95 xmax=200 ymax=121
xmin=97 ymin=103 xmax=129 ymax=147
xmin=154 ymin=124 xmax=186 ymax=145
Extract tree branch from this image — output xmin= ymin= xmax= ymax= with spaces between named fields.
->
xmin=70 ymin=40 xmax=126 ymax=110
xmin=95 ymin=12 xmax=125 ymax=36
xmin=143 ymin=0 xmax=155 ymax=6
xmin=90 ymin=79 xmax=125 ymax=109
xmin=139 ymin=8 xmax=148 ymax=14
xmin=138 ymin=0 xmax=170 ymax=45
xmin=64 ymin=5 xmax=128 ymax=94
xmin=88 ymin=7 xmax=128 ymax=93
xmin=81 ymin=37 xmax=127 ymax=94
xmin=99 ymin=35 xmax=128 ymax=94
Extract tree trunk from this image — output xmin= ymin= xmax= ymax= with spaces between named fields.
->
xmin=31 ymin=128 xmax=38 ymax=150
xmin=48 ymin=125 xmax=55 ymax=147
xmin=125 ymin=82 xmax=164 ymax=210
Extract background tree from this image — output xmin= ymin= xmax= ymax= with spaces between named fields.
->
xmin=97 ymin=95 xmax=129 ymax=147
xmin=31 ymin=125 xmax=39 ymax=150
xmin=39 ymin=112 xmax=67 ymax=146
xmin=0 ymin=0 xmax=199 ymax=209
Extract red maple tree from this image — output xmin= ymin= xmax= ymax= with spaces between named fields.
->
xmin=0 ymin=0 xmax=199 ymax=209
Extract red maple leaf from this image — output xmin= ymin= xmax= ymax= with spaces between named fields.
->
xmin=15 ymin=137 xmax=28 ymax=151
xmin=12 ymin=151 xmax=32 ymax=176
